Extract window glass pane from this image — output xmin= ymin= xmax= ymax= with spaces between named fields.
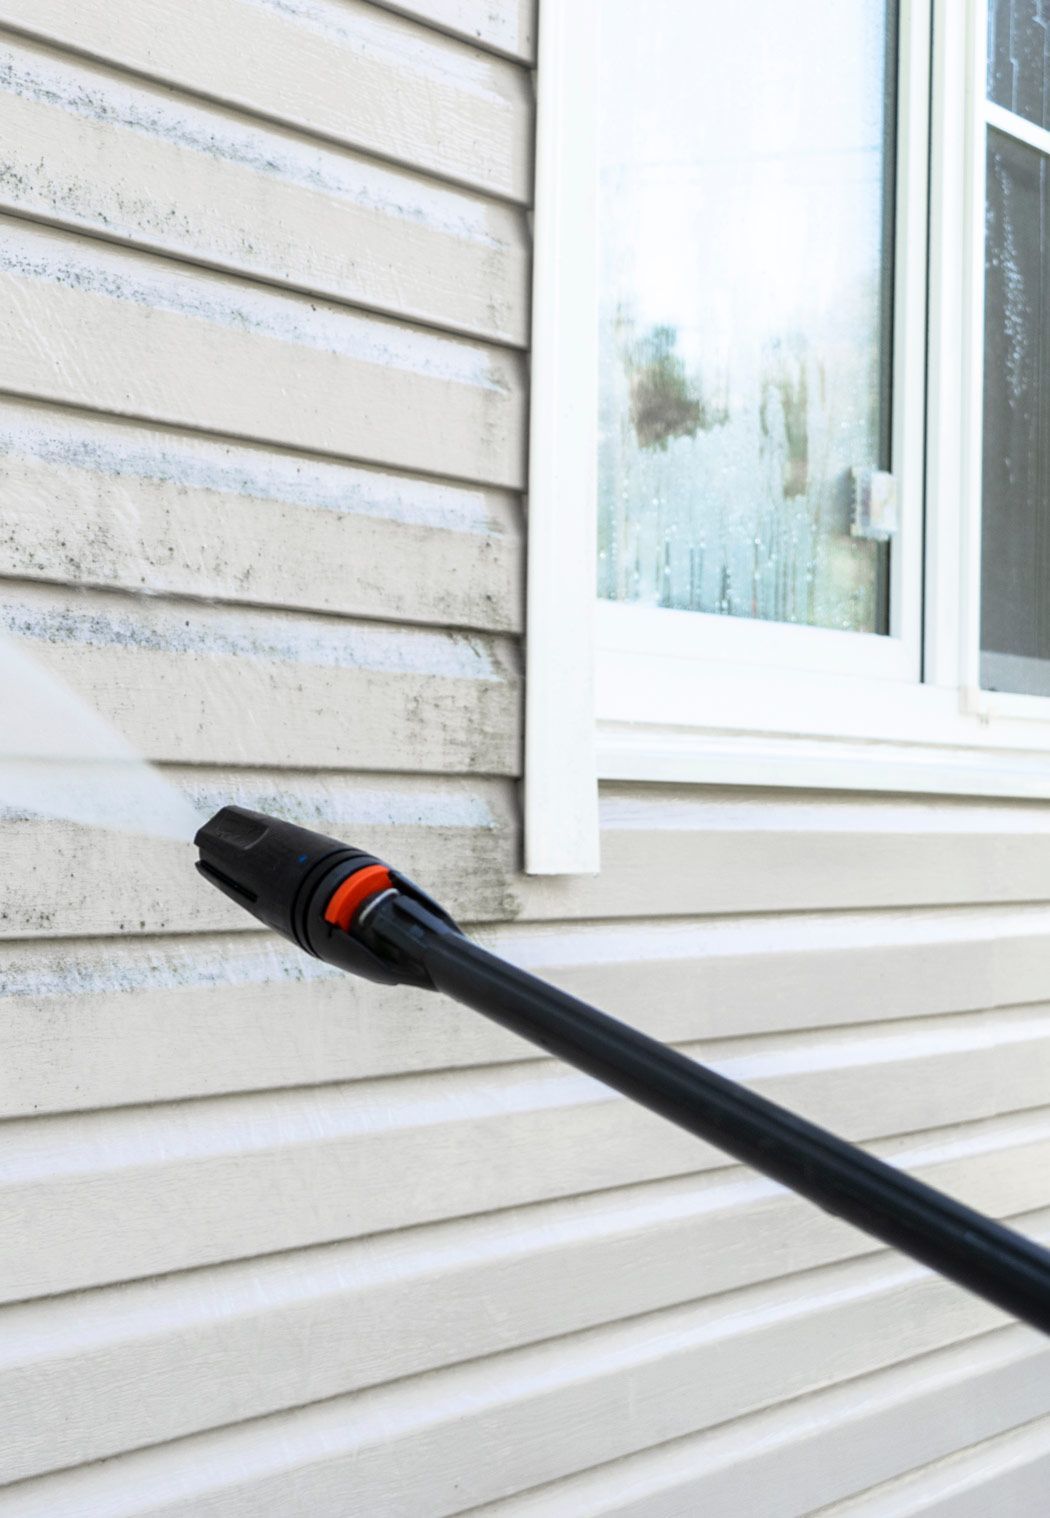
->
xmin=980 ymin=130 xmax=1050 ymax=695
xmin=596 ymin=1 xmax=897 ymax=635
xmin=988 ymin=0 xmax=1050 ymax=132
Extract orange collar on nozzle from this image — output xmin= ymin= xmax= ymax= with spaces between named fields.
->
xmin=323 ymin=865 xmax=394 ymax=931
xmin=195 ymin=805 xmax=460 ymax=986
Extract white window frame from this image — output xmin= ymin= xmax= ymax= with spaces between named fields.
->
xmin=526 ymin=0 xmax=1050 ymax=874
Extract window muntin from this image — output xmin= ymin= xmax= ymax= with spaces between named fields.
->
xmin=596 ymin=0 xmax=899 ymax=636
xmin=987 ymin=0 xmax=1050 ymax=131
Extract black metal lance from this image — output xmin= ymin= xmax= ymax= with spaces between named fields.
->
xmin=196 ymin=806 xmax=1050 ymax=1338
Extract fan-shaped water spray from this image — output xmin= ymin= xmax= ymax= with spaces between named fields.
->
xmin=0 ymin=629 xmax=204 ymax=840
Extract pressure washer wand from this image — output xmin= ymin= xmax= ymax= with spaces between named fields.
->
xmin=196 ymin=806 xmax=1050 ymax=1337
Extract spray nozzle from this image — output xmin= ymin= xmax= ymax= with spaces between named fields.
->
xmin=194 ymin=805 xmax=458 ymax=986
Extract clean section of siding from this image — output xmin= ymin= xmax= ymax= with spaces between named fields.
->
xmin=0 ymin=1 xmax=1048 ymax=1513
xmin=4 ymin=1035 xmax=1050 ymax=1302
xmin=1 ymin=1120 xmax=1048 ymax=1481
xmin=372 ymin=0 xmax=535 ymax=60
xmin=520 ymin=785 xmax=1050 ymax=917
xmin=817 ymin=1414 xmax=1050 ymax=1516
xmin=465 ymin=1328 xmax=1050 ymax=1517
xmin=1 ymin=1248 xmax=1048 ymax=1514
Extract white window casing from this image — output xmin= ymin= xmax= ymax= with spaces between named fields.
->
xmin=525 ymin=0 xmax=600 ymax=873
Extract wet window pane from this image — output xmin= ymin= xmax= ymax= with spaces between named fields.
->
xmin=596 ymin=1 xmax=897 ymax=635
xmin=980 ymin=131 xmax=1050 ymax=695
xmin=988 ymin=0 xmax=1050 ymax=131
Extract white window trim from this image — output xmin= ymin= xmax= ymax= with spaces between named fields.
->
xmin=526 ymin=0 xmax=1050 ymax=876
xmin=525 ymin=0 xmax=600 ymax=873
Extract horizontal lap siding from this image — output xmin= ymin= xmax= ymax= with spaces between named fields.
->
xmin=9 ymin=781 xmax=1050 ymax=940
xmin=4 ymin=902 xmax=1050 ymax=1113
xmin=0 ymin=0 xmax=532 ymax=199
xmin=520 ymin=786 xmax=1050 ymax=918
xmin=0 ymin=36 xmax=529 ymax=343
xmin=2 ymin=1249 xmax=1049 ymax=1515
xmin=0 ymin=771 xmax=520 ymax=937
xmin=5 ymin=1020 xmax=1050 ymax=1301
xmin=0 ymin=217 xmax=525 ymax=485
xmin=816 ymin=1413 xmax=1050 ymax=1516
xmin=3 ymin=1130 xmax=1047 ymax=1479
xmin=0 ymin=1 xmax=1048 ymax=1514
xmin=369 ymin=1 xmax=535 ymax=60
xmin=466 ymin=1329 xmax=1050 ymax=1517
xmin=0 ymin=583 xmax=521 ymax=773
xmin=0 ymin=6 xmax=534 ymax=1504
xmin=0 ymin=400 xmax=523 ymax=630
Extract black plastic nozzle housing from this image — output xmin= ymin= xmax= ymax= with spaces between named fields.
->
xmin=195 ymin=805 xmax=373 ymax=944
xmin=194 ymin=805 xmax=457 ymax=986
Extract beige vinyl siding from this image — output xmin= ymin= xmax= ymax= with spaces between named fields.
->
xmin=814 ymin=1415 xmax=1050 ymax=1516
xmin=0 ymin=401 xmax=523 ymax=630
xmin=0 ymin=2 xmax=1048 ymax=1515
xmin=0 ymin=584 xmax=520 ymax=773
xmin=368 ymin=0 xmax=535 ymax=60
xmin=5 ymin=902 xmax=1050 ymax=1113
xmin=464 ymin=1333 xmax=1050 ymax=1516
xmin=0 ymin=0 xmax=532 ymax=198
xmin=0 ymin=36 xmax=529 ymax=345
xmin=0 ymin=218 xmax=524 ymax=486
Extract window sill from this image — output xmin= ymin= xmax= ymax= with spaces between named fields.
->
xmin=596 ymin=648 xmax=1050 ymax=801
xmin=598 ymin=721 xmax=1050 ymax=799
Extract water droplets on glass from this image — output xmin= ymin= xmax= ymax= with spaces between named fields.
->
xmin=988 ymin=0 xmax=1050 ymax=132
xmin=980 ymin=129 xmax=1050 ymax=695
xmin=596 ymin=0 xmax=897 ymax=636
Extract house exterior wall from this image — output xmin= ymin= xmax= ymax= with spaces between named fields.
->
xmin=0 ymin=2 xmax=1049 ymax=1512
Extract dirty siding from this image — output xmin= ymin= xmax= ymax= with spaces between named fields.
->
xmin=0 ymin=2 xmax=1049 ymax=1514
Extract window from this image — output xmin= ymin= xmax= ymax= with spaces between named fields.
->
xmin=526 ymin=0 xmax=1050 ymax=872
xmin=981 ymin=1 xmax=1050 ymax=697
xmin=597 ymin=2 xmax=898 ymax=640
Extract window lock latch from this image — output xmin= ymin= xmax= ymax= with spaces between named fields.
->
xmin=850 ymin=468 xmax=898 ymax=542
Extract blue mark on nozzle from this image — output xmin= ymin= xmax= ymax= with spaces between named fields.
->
xmin=297 ymin=853 xmax=308 ymax=863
